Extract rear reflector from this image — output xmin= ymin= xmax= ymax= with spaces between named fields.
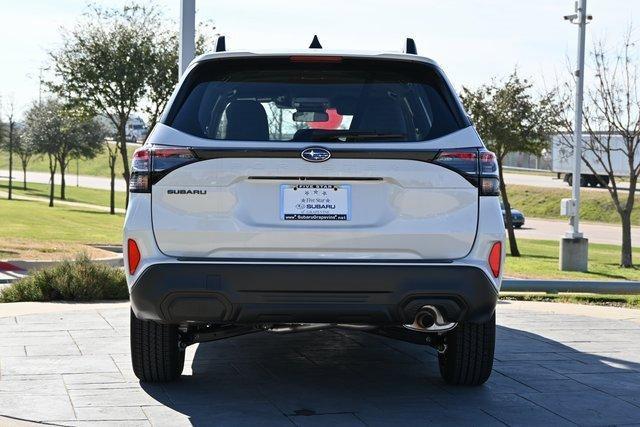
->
xmin=488 ymin=241 xmax=502 ymax=278
xmin=127 ymin=239 xmax=141 ymax=275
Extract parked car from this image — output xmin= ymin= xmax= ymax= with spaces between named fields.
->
xmin=125 ymin=38 xmax=505 ymax=386
xmin=501 ymin=201 xmax=525 ymax=228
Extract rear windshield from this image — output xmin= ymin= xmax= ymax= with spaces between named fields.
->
xmin=165 ymin=57 xmax=468 ymax=142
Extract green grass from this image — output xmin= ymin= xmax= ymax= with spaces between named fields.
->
xmin=507 ymin=184 xmax=640 ymax=226
xmin=0 ymin=143 xmax=137 ymax=178
xmin=506 ymin=238 xmax=640 ymax=281
xmin=0 ymin=198 xmax=124 ymax=244
xmin=500 ymin=293 xmax=640 ymax=309
xmin=0 ymin=253 xmax=127 ymax=302
xmin=0 ymin=180 xmax=125 ymax=209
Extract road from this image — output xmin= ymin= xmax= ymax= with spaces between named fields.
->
xmin=1 ymin=300 xmax=640 ymax=425
xmin=515 ymin=217 xmax=640 ymax=246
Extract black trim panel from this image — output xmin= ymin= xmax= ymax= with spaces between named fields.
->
xmin=130 ymin=262 xmax=498 ymax=325
xmin=191 ymin=147 xmax=439 ymax=163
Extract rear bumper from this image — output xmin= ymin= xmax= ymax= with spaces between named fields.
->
xmin=130 ymin=261 xmax=498 ymax=325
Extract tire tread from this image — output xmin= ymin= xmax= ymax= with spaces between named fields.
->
xmin=438 ymin=313 xmax=495 ymax=386
xmin=130 ymin=310 xmax=184 ymax=382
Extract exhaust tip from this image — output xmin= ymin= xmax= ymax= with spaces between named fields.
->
xmin=415 ymin=311 xmax=435 ymax=329
xmin=404 ymin=305 xmax=457 ymax=333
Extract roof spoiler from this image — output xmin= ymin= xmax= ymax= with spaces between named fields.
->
xmin=215 ymin=35 xmax=226 ymax=52
xmin=404 ymin=38 xmax=417 ymax=55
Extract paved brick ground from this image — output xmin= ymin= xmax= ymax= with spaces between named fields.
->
xmin=1 ymin=301 xmax=640 ymax=426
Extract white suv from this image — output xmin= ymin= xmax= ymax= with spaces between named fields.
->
xmin=125 ymin=40 xmax=505 ymax=386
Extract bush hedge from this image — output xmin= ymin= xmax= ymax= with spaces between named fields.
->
xmin=0 ymin=253 xmax=128 ymax=302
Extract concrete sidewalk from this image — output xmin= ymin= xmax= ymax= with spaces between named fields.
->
xmin=1 ymin=300 xmax=640 ymax=425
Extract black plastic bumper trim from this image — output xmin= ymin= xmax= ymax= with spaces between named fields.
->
xmin=130 ymin=262 xmax=497 ymax=325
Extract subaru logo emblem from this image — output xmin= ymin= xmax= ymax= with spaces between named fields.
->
xmin=301 ymin=147 xmax=331 ymax=163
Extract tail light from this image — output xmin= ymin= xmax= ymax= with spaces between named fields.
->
xmin=129 ymin=148 xmax=150 ymax=192
xmin=129 ymin=147 xmax=198 ymax=193
xmin=488 ymin=241 xmax=502 ymax=278
xmin=127 ymin=239 xmax=141 ymax=275
xmin=433 ymin=148 xmax=500 ymax=196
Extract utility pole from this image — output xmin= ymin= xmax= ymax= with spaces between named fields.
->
xmin=560 ymin=0 xmax=591 ymax=271
xmin=6 ymin=101 xmax=15 ymax=201
xmin=179 ymin=0 xmax=196 ymax=78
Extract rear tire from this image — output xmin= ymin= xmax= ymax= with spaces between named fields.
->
xmin=130 ymin=309 xmax=185 ymax=382
xmin=438 ymin=313 xmax=495 ymax=386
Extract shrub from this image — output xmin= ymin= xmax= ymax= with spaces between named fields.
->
xmin=0 ymin=253 xmax=128 ymax=302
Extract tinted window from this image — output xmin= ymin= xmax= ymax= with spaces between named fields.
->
xmin=167 ymin=57 xmax=467 ymax=142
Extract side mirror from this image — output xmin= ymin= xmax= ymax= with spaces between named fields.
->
xmin=293 ymin=111 xmax=329 ymax=122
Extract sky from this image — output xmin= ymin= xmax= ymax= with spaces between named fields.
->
xmin=0 ymin=0 xmax=638 ymax=118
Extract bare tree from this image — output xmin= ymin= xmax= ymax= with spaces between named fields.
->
xmin=557 ymin=29 xmax=640 ymax=267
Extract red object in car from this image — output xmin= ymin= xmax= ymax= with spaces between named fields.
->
xmin=127 ymin=239 xmax=141 ymax=275
xmin=309 ymin=108 xmax=343 ymax=130
xmin=488 ymin=241 xmax=502 ymax=278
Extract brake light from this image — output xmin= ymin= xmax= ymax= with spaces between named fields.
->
xmin=127 ymin=239 xmax=141 ymax=275
xmin=434 ymin=150 xmax=478 ymax=174
xmin=479 ymin=150 xmax=500 ymax=196
xmin=488 ymin=241 xmax=502 ymax=278
xmin=129 ymin=147 xmax=150 ymax=192
xmin=433 ymin=149 xmax=500 ymax=196
xmin=289 ymin=55 xmax=343 ymax=63
xmin=129 ymin=147 xmax=198 ymax=193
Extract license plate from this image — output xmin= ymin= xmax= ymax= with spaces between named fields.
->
xmin=281 ymin=184 xmax=351 ymax=221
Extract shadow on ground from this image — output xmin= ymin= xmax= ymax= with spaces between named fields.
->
xmin=140 ymin=314 xmax=640 ymax=426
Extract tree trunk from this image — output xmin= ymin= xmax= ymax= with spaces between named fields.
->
xmin=59 ymin=161 xmax=66 ymax=200
xmin=22 ymin=161 xmax=28 ymax=190
xmin=620 ymin=210 xmax=633 ymax=268
xmin=498 ymin=159 xmax=520 ymax=257
xmin=117 ymin=119 xmax=131 ymax=207
xmin=48 ymin=155 xmax=57 ymax=208
xmin=110 ymin=161 xmax=116 ymax=215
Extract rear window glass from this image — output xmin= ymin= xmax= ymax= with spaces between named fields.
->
xmin=166 ymin=57 xmax=467 ymax=142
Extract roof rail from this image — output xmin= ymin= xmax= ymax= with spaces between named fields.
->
xmin=215 ymin=35 xmax=226 ymax=52
xmin=309 ymin=35 xmax=322 ymax=49
xmin=404 ymin=38 xmax=417 ymax=55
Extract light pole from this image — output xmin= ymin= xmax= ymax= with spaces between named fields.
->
xmin=179 ymin=0 xmax=196 ymax=78
xmin=560 ymin=0 xmax=591 ymax=271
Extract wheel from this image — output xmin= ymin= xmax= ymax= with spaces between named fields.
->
xmin=565 ymin=174 xmax=572 ymax=186
xmin=130 ymin=309 xmax=185 ymax=382
xmin=514 ymin=224 xmax=522 ymax=229
xmin=438 ymin=313 xmax=495 ymax=386
xmin=579 ymin=175 xmax=588 ymax=187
